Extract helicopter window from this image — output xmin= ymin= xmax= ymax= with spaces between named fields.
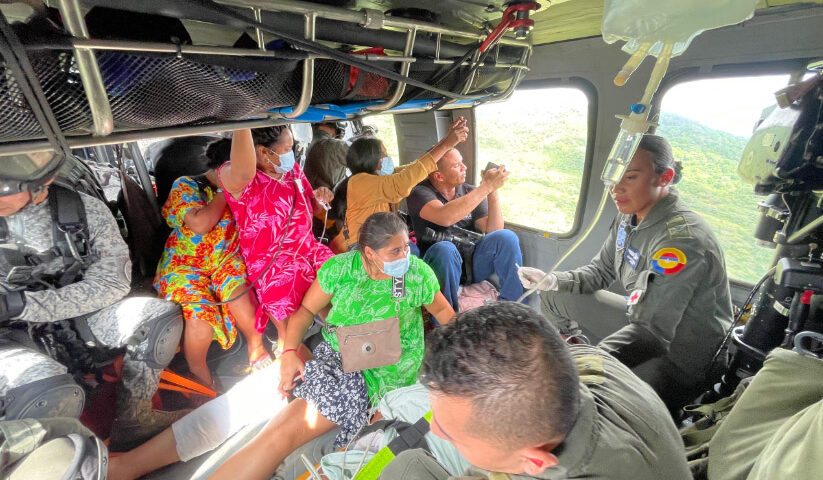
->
xmin=658 ymin=74 xmax=792 ymax=284
xmin=474 ymin=86 xmax=590 ymax=233
xmin=361 ymin=114 xmax=400 ymax=160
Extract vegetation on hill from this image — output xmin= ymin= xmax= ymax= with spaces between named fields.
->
xmin=369 ymin=106 xmax=772 ymax=283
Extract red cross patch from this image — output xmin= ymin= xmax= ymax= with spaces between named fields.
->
xmin=627 ymin=289 xmax=644 ymax=305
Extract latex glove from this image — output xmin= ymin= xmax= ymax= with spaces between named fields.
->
xmin=518 ymin=267 xmax=558 ymax=291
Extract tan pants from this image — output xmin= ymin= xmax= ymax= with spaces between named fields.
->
xmin=378 ymin=450 xmax=451 ymax=480
xmin=709 ymin=348 xmax=823 ymax=480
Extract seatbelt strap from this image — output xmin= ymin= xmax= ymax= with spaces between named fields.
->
xmin=158 ymin=370 xmax=217 ymax=398
xmin=352 ymin=411 xmax=432 ymax=480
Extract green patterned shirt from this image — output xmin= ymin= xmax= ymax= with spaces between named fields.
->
xmin=317 ymin=251 xmax=439 ymax=402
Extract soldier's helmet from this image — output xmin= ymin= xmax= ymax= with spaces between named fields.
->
xmin=0 ymin=151 xmax=63 ymax=197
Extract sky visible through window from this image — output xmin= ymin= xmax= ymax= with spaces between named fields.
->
xmin=658 ymin=74 xmax=790 ymax=283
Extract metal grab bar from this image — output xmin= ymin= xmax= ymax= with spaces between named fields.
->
xmin=286 ymin=13 xmax=316 ymax=119
xmin=217 ymin=0 xmax=530 ymax=48
xmin=368 ymin=27 xmax=417 ymax=112
xmin=57 ymin=0 xmax=114 ymax=137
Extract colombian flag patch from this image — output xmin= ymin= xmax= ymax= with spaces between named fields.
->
xmin=651 ymin=247 xmax=687 ymax=275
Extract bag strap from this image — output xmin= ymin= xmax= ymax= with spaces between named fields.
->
xmin=48 ymin=185 xmax=90 ymax=287
xmin=353 ymin=411 xmax=433 ymax=480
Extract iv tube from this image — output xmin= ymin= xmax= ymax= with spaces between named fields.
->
xmin=601 ymin=43 xmax=674 ymax=186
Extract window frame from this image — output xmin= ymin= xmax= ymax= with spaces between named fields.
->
xmin=472 ymin=77 xmax=598 ymax=238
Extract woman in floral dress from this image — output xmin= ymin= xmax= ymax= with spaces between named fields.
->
xmin=155 ymin=138 xmax=269 ymax=387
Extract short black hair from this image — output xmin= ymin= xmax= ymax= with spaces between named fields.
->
xmin=421 ymin=302 xmax=580 ymax=447
xmin=346 ymin=137 xmax=383 ymax=175
xmin=204 ymin=138 xmax=231 ymax=170
xmin=639 ymin=134 xmax=682 ymax=184
xmin=357 ymin=212 xmax=408 ymax=253
xmin=251 ymin=125 xmax=291 ymax=149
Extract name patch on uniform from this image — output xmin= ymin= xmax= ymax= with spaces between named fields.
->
xmin=615 ymin=226 xmax=627 ymax=251
xmin=651 ymin=247 xmax=687 ymax=275
xmin=623 ymin=246 xmax=641 ymax=270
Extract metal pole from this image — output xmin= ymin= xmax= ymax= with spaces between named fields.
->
xmin=216 ymin=0 xmax=530 ymax=47
xmin=127 ymin=142 xmax=160 ymax=212
xmin=286 ymin=13 xmax=316 ymax=119
xmin=56 ymin=0 xmax=114 ymax=137
xmin=368 ymin=27 xmax=417 ymax=111
xmin=0 ymin=118 xmax=291 ymax=156
xmin=252 ymin=8 xmax=266 ymax=49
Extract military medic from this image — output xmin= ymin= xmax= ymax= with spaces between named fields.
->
xmin=519 ymin=134 xmax=733 ymax=414
xmin=0 ymin=151 xmax=184 ymax=450
xmin=379 ymin=302 xmax=691 ymax=480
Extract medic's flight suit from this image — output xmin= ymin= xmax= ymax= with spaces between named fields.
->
xmin=0 ymin=188 xmax=183 ymax=449
xmin=541 ymin=189 xmax=733 ymax=412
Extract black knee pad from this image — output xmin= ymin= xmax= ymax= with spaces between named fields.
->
xmin=2 ymin=374 xmax=85 ymax=421
xmin=127 ymin=308 xmax=184 ymax=369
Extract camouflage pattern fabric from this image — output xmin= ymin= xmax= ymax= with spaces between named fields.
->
xmin=0 ymin=190 xmax=181 ymax=424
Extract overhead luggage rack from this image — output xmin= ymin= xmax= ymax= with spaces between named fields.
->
xmin=0 ymin=0 xmax=538 ymax=155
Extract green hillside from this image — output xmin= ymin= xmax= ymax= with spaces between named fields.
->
xmin=371 ymin=108 xmax=773 ymax=283
xmin=657 ymin=113 xmax=773 ymax=283
xmin=473 ymin=105 xmax=773 ymax=283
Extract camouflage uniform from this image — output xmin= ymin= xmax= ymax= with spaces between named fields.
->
xmin=0 ymin=189 xmax=183 ymax=447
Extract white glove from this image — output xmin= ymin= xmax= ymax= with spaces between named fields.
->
xmin=517 ymin=267 xmax=558 ymax=291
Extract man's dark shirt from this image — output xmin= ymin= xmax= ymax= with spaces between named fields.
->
xmin=407 ymin=179 xmax=488 ymax=250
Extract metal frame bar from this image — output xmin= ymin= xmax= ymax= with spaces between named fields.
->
xmin=478 ymin=46 xmax=533 ymax=106
xmin=216 ymin=0 xmax=529 ymax=48
xmin=368 ymin=26 xmax=417 ymax=112
xmin=63 ymin=39 xmax=529 ymax=69
xmin=56 ymin=0 xmax=113 ymax=137
xmin=252 ymin=7 xmax=266 ymax=49
xmin=0 ymin=118 xmax=290 ymax=156
xmin=286 ymin=13 xmax=316 ymax=119
xmin=0 ymin=1 xmax=535 ymax=153
xmin=127 ymin=142 xmax=159 ymax=212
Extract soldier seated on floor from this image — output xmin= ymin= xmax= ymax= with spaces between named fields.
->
xmin=0 ymin=150 xmax=184 ymax=451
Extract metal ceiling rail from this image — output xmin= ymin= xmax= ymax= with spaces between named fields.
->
xmin=286 ymin=13 xmax=316 ymax=119
xmin=0 ymin=117 xmax=290 ymax=156
xmin=63 ymin=39 xmax=530 ymax=69
xmin=217 ymin=0 xmax=531 ymax=48
xmin=368 ymin=26 xmax=417 ymax=111
xmin=57 ymin=0 xmax=113 ymax=137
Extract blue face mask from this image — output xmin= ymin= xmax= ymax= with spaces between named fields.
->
xmin=380 ymin=254 xmax=410 ymax=277
xmin=378 ymin=156 xmax=395 ymax=176
xmin=273 ymin=150 xmax=295 ymax=174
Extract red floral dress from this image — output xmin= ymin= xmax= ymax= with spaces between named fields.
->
xmin=155 ymin=176 xmax=248 ymax=348
xmin=221 ymin=164 xmax=333 ymax=332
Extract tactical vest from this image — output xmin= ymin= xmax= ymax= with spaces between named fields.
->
xmin=0 ymin=185 xmax=93 ymax=291
xmin=0 ymin=186 xmax=115 ymax=379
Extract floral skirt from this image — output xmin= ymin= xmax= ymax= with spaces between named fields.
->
xmin=155 ymin=254 xmax=247 ymax=349
xmin=293 ymin=341 xmax=370 ymax=447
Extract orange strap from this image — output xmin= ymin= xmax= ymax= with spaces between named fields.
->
xmin=159 ymin=370 xmax=217 ymax=397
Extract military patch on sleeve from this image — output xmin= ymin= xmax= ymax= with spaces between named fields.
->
xmin=666 ymin=215 xmax=693 ymax=240
xmin=651 ymin=247 xmax=687 ymax=275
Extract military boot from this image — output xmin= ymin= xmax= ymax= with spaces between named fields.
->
xmin=108 ymin=400 xmax=190 ymax=452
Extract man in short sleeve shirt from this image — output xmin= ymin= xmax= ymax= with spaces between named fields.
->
xmin=406 ymin=149 xmax=524 ymax=311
